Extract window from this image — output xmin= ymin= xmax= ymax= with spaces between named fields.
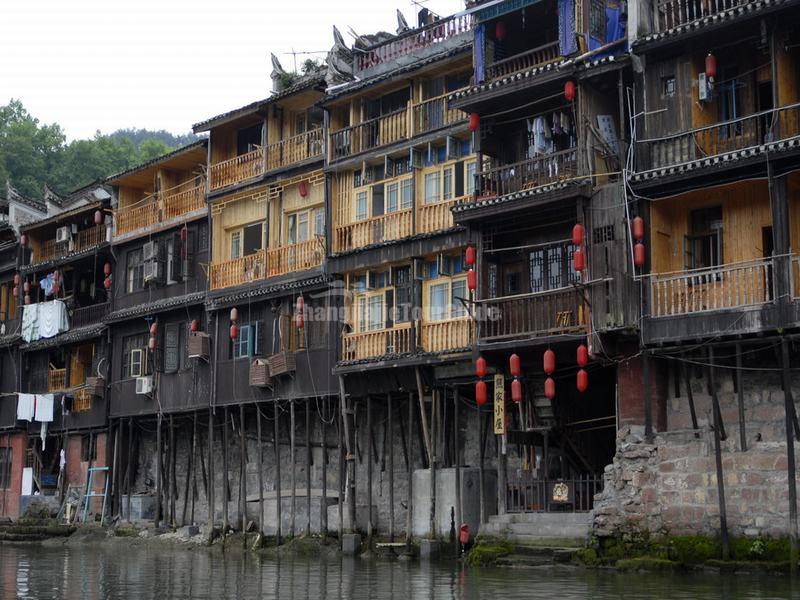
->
xmin=427 ymin=275 xmax=467 ymax=322
xmin=355 ymin=191 xmax=368 ymax=221
xmin=663 ymin=77 xmax=676 ymax=98
xmin=529 ymin=242 xmax=580 ymax=293
xmin=232 ymin=322 xmax=262 ymax=359
xmin=288 ymin=209 xmax=323 ymax=243
xmin=424 ymin=171 xmax=441 ymax=204
xmin=0 ymin=447 xmax=11 ymax=489
xmin=443 ymin=167 xmax=453 ymax=201
xmin=719 ymin=67 xmax=742 ymax=137
xmin=166 ymin=237 xmax=177 ymax=284
xmin=243 ymin=222 xmax=263 ymax=255
xmin=386 ymin=182 xmax=399 ymax=213
xmin=685 ymin=206 xmax=723 ymax=270
xmin=163 ymin=323 xmax=181 ymax=373
xmin=465 ymin=161 xmax=477 ymax=196
xmin=314 ymin=208 xmax=325 ymax=237
xmin=393 ymin=266 xmax=412 ymax=323
xmin=80 ymin=435 xmax=97 ymax=462
xmin=230 ymin=231 xmax=242 ymax=259
xmin=400 ymin=179 xmax=413 ymax=209
xmin=126 ymin=249 xmax=145 ymax=293
xmin=0 ymin=282 xmax=16 ymax=321
xmin=122 ymin=333 xmax=149 ymax=379
xmin=237 ymin=123 xmax=262 ymax=156
xmin=356 ymin=293 xmax=384 ymax=332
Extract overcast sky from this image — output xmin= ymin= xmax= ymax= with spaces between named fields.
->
xmin=0 ymin=0 xmax=462 ymax=141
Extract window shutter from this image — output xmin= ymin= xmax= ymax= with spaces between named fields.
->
xmin=171 ymin=233 xmax=182 ymax=282
xmin=164 ymin=323 xmax=179 ymax=373
xmin=385 ymin=289 xmax=394 ymax=329
xmin=454 ymin=160 xmax=465 ymax=198
xmin=253 ymin=321 xmax=262 ymax=356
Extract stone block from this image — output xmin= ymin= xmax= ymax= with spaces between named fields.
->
xmin=342 ymin=533 xmax=361 ymax=555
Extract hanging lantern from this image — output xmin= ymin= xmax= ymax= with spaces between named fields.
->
xmin=572 ymin=223 xmax=584 ymax=246
xmin=634 ymin=242 xmax=646 ymax=268
xmin=543 ymin=349 xmax=556 ymax=375
xmin=577 ymin=344 xmax=588 ymax=367
xmin=577 ymin=368 xmax=589 ymax=393
xmin=705 ymin=52 xmax=717 ymax=79
xmin=544 ymin=376 xmax=556 ymax=400
xmin=476 ymin=380 xmax=487 ymax=406
xmin=148 ymin=336 xmax=157 ymax=351
xmin=94 ymin=210 xmax=103 ymax=225
xmin=573 ymin=248 xmax=585 ymax=272
xmin=469 ymin=112 xmax=480 ymax=132
xmin=24 ymin=294 xmax=31 ymax=305
xmin=476 ymin=356 xmax=487 ymax=379
xmin=298 ymin=181 xmax=309 ymax=197
xmin=631 ymin=216 xmax=645 ymax=241
xmin=52 ymin=283 xmax=59 ymax=296
xmin=23 ymin=281 xmax=30 ymax=293
xmin=230 ymin=324 xmax=240 ymax=341
xmin=511 ymin=378 xmax=522 ymax=403
xmin=104 ymin=277 xmax=112 ymax=290
xmin=495 ymin=20 xmax=507 ymax=41
xmin=230 ymin=307 xmax=239 ymax=322
xmin=13 ymin=274 xmax=19 ymax=286
xmin=53 ymin=270 xmax=60 ymax=282
xmin=564 ymin=80 xmax=576 ymax=102
xmin=190 ymin=319 xmax=200 ymax=332
xmin=12 ymin=286 xmax=18 ymax=297
xmin=20 ymin=234 xmax=27 ymax=247
xmin=103 ymin=262 xmax=112 ymax=276
xmin=296 ymin=296 xmax=305 ymax=329
xmin=509 ymin=353 xmax=521 ymax=378
xmin=150 ymin=322 xmax=158 ymax=336
xmin=467 ymin=268 xmax=477 ymax=291
xmin=465 ymin=246 xmax=476 ymax=267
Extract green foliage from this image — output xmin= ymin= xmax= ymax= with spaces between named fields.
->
xmin=466 ymin=538 xmax=515 ymax=566
xmin=616 ymin=557 xmax=677 ymax=572
xmin=302 ymin=59 xmax=320 ymax=74
xmin=669 ymin=535 xmax=721 ymax=564
xmin=575 ymin=547 xmax=599 ymax=565
xmin=0 ymin=99 xmax=197 ymax=198
xmin=276 ymin=72 xmax=298 ymax=91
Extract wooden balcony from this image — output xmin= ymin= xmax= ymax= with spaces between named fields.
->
xmin=654 ymin=0 xmax=750 ymax=33
xmin=411 ymin=90 xmax=467 ymax=135
xmin=115 ymin=199 xmax=159 ymax=235
xmin=330 ymin=107 xmax=409 ymax=162
xmin=71 ymin=302 xmax=110 ymax=329
xmin=485 ymin=41 xmax=561 ymax=81
xmin=267 ymin=238 xmax=324 ymax=277
xmin=420 ymin=317 xmax=473 ymax=353
xmin=416 ymin=197 xmax=465 ymax=234
xmin=341 ymin=323 xmax=416 ymax=361
xmin=265 ymin=129 xmax=324 ymax=171
xmin=115 ymin=183 xmax=205 ymax=237
xmin=648 ymin=258 xmax=774 ymax=318
xmin=72 ymin=388 xmax=92 ymax=413
xmin=48 ymin=368 xmax=67 ymax=392
xmin=209 ymin=250 xmax=268 ymax=290
xmin=334 ymin=209 xmax=412 ymax=253
xmin=162 ymin=184 xmax=205 ymax=220
xmin=356 ymin=13 xmax=472 ymax=72
xmin=36 ymin=224 xmax=108 ymax=264
xmin=478 ymin=287 xmax=585 ymax=343
xmin=476 ymin=149 xmax=579 ymax=199
xmin=638 ymin=102 xmax=800 ymax=171
xmin=209 ymin=147 xmax=265 ymax=191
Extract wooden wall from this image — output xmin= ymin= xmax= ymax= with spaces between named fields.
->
xmin=267 ymin=176 xmax=324 ymax=249
xmin=210 ymin=186 xmax=268 ymax=262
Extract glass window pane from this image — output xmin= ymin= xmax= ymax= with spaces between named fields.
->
xmin=314 ymin=208 xmax=325 ymax=236
xmin=368 ymin=295 xmax=382 ymax=331
xmin=287 ymin=215 xmax=297 ymax=245
xmin=424 ymin=172 xmax=440 ymax=204
xmin=443 ymin=168 xmax=453 ymax=200
xmin=401 ymin=179 xmax=413 ymax=209
xmin=356 ymin=192 xmax=368 ymax=220
xmin=451 ymin=279 xmax=466 ymax=317
xmin=298 ymin=211 xmax=309 ymax=242
xmin=430 ymin=283 xmax=448 ymax=321
xmin=231 ymin=232 xmax=241 ymax=259
xmin=387 ymin=183 xmax=398 ymax=213
xmin=466 ymin=162 xmax=477 ymax=195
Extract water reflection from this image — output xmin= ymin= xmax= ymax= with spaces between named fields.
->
xmin=0 ymin=544 xmax=797 ymax=600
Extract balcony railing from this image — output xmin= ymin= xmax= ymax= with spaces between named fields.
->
xmin=507 ymin=474 xmax=604 ymax=513
xmin=36 ymin=224 xmax=109 ymax=264
xmin=330 ymin=107 xmax=409 ymax=161
xmin=341 ymin=323 xmax=416 ymax=361
xmin=267 ymin=238 xmax=324 ymax=277
xmin=416 ymin=196 xmax=466 ymax=234
xmin=334 ymin=208 xmax=413 ymax=253
xmin=48 ymin=368 xmax=67 ymax=392
xmin=115 ymin=183 xmax=205 ymax=237
xmin=478 ymin=287 xmax=585 ymax=342
xmin=265 ymin=129 xmax=324 ymax=171
xmin=209 ymin=250 xmax=268 ymax=290
xmin=638 ymin=102 xmax=800 ymax=171
xmin=648 ymin=258 xmax=774 ymax=318
xmin=420 ymin=317 xmax=473 ymax=353
xmin=72 ymin=388 xmax=92 ymax=413
xmin=412 ymin=90 xmax=467 ymax=135
xmin=476 ymin=149 xmax=579 ymax=199
xmin=162 ymin=184 xmax=205 ymax=220
xmin=115 ymin=200 xmax=159 ymax=235
xmin=485 ymin=41 xmax=561 ymax=81
xmin=209 ymin=147 xmax=265 ymax=191
xmin=70 ymin=302 xmax=110 ymax=329
xmin=654 ymin=0 xmax=750 ymax=32
xmin=356 ymin=13 xmax=472 ymax=72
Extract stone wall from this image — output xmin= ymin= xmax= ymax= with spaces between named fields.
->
xmin=593 ymin=362 xmax=800 ymax=539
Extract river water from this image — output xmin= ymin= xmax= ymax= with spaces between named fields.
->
xmin=0 ymin=544 xmax=797 ymax=599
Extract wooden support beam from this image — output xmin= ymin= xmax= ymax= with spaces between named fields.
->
xmin=781 ymin=338 xmax=799 ymax=570
xmin=388 ymin=393 xmax=394 ymax=542
xmin=170 ymin=413 xmax=176 ymax=528
xmin=415 ymin=367 xmax=433 ymax=465
xmin=321 ymin=399 xmax=328 ymax=535
xmin=274 ymin=400 xmax=282 ymax=545
xmin=682 ymin=361 xmax=700 ymax=438
xmin=222 ymin=407 xmax=229 ymax=534
xmin=429 ymin=389 xmax=437 ymax=538
xmin=398 ymin=399 xmax=409 ymax=472
xmin=337 ymin=400 xmax=343 ymax=542
xmin=367 ymin=395 xmax=373 ymax=542
xmin=181 ymin=414 xmax=194 ymax=526
xmin=406 ymin=392 xmax=414 ymax=547
xmin=156 ymin=413 xmax=163 ymax=527
xmin=207 ymin=408 xmax=215 ymax=541
xmin=643 ymin=350 xmax=652 ymax=442
xmin=338 ymin=376 xmax=356 ymax=533
xmin=478 ymin=399 xmax=485 ymax=526
xmin=306 ymin=400 xmax=312 ymax=535
xmin=239 ymin=405 xmax=247 ymax=533
xmin=735 ymin=344 xmax=747 ymax=452
xmin=257 ymin=404 xmax=264 ymax=538
xmin=708 ymin=347 xmax=730 ymax=560
xmin=290 ymin=399 xmax=296 ymax=538
xmin=454 ymin=387 xmax=462 ymax=534
xmin=126 ymin=417 xmax=133 ymax=523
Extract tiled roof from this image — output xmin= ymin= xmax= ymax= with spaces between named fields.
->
xmin=328 ymin=226 xmax=465 ymax=259
xmin=452 ymin=179 xmax=592 ymax=214
xmin=337 ymin=346 xmax=471 ymax=369
xmin=206 ymin=275 xmax=331 ymax=309
xmin=106 ymin=140 xmax=207 ymax=183
xmin=104 ymin=291 xmax=207 ymax=323
xmin=20 ymin=324 xmax=106 ymax=352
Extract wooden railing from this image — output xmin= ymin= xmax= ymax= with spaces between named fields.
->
xmin=421 ymin=317 xmax=473 ymax=353
xmin=72 ymin=388 xmax=92 ymax=413
xmin=412 ymin=89 xmax=468 ymax=135
xmin=163 ymin=185 xmax=205 ymax=220
xmin=334 ymin=208 xmax=412 ymax=252
xmin=341 ymin=324 xmax=416 ymax=361
xmin=507 ymin=474 xmax=603 ymax=513
xmin=209 ymin=147 xmax=265 ymax=191
xmin=48 ymin=368 xmax=67 ymax=392
xmin=417 ymin=196 xmax=465 ymax=234
xmin=654 ymin=0 xmax=749 ymax=32
xmin=648 ymin=258 xmax=774 ymax=318
xmin=35 ymin=224 xmax=108 ymax=264
xmin=485 ymin=41 xmax=561 ymax=81
xmin=209 ymin=250 xmax=268 ymax=290
xmin=638 ymin=103 xmax=800 ymax=171
xmin=267 ymin=238 xmax=324 ymax=277
xmin=116 ymin=184 xmax=205 ymax=236
xmin=115 ymin=200 xmax=159 ymax=235
xmin=356 ymin=13 xmax=472 ymax=72
xmin=478 ymin=287 xmax=584 ymax=342
xmin=71 ymin=302 xmax=110 ymax=329
xmin=329 ymin=107 xmax=409 ymax=161
xmin=265 ymin=129 xmax=324 ymax=171
xmin=477 ymin=149 xmax=579 ymax=199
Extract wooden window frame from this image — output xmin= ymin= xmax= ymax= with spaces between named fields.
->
xmin=424 ymin=274 xmax=468 ymax=322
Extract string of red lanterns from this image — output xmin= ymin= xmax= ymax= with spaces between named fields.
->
xmin=632 ymin=215 xmax=646 ymax=268
xmin=148 ymin=322 xmax=158 ymax=351
xmin=296 ymin=296 xmax=305 ymax=329
xmin=230 ymin=307 xmax=240 ymax=341
xmin=543 ymin=349 xmax=556 ymax=400
xmin=572 ymin=223 xmax=585 ymax=273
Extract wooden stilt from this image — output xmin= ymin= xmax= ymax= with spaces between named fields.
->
xmin=367 ymin=396 xmax=373 ymax=542
xmin=338 ymin=375 xmax=356 ymax=533
xmin=306 ymin=400 xmax=312 ymax=535
xmin=321 ymin=399 xmax=328 ymax=535
xmin=388 ymin=393 xmax=394 ymax=542
xmin=156 ymin=413 xmax=163 ymax=527
xmin=181 ymin=415 xmax=194 ymax=526
xmin=126 ymin=417 xmax=133 ymax=523
xmin=222 ymin=407 xmax=229 ymax=534
xmin=405 ymin=392 xmax=414 ymax=546
xmin=454 ymin=387 xmax=462 ymax=533
xmin=398 ymin=399 xmax=409 ymax=472
xmin=239 ymin=404 xmax=247 ymax=533
xmin=781 ymin=339 xmax=799 ymax=569
xmin=257 ymin=404 xmax=264 ymax=537
xmin=735 ymin=344 xmax=747 ymax=451
xmin=643 ymin=350 xmax=653 ymax=442
xmin=111 ymin=418 xmax=120 ymax=519
xmin=274 ymin=400 xmax=282 ymax=545
xmin=682 ymin=361 xmax=700 ymax=438
xmin=170 ymin=414 xmax=176 ymax=528
xmin=708 ymin=347 xmax=730 ymax=560
xmin=207 ymin=408 xmax=215 ymax=541
xmin=414 ymin=367 xmax=432 ymax=465
xmin=478 ymin=399 xmax=485 ymax=526
xmin=290 ymin=399 xmax=296 ymax=538
xmin=429 ymin=389 xmax=437 ymax=538
xmin=337 ymin=399 xmax=343 ymax=542
xmin=190 ymin=412 xmax=198 ymax=525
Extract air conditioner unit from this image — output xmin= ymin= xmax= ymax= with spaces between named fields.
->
xmin=135 ymin=376 xmax=154 ymax=395
xmin=56 ymin=226 xmax=71 ymax=243
xmin=143 ymin=260 xmax=160 ymax=284
xmin=143 ymin=240 xmax=158 ymax=261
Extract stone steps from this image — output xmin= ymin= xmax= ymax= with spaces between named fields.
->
xmin=481 ymin=511 xmax=590 ymax=543
xmin=0 ymin=523 xmax=75 ymax=542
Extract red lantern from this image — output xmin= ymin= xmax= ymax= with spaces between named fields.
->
xmin=577 ymin=368 xmax=589 ymax=393
xmin=94 ymin=210 xmax=103 ymax=225
xmin=467 ymin=268 xmax=477 ymax=291
xmin=230 ymin=307 xmax=239 ymax=322
xmin=476 ymin=380 xmax=487 ymax=406
xmin=572 ymin=223 xmax=584 ymax=246
xmin=509 ymin=353 xmax=521 ymax=377
xmin=298 ymin=181 xmax=309 ymax=197
xmin=13 ymin=274 xmax=19 ymax=286
xmin=564 ymin=80 xmax=576 ymax=102
xmin=20 ymin=234 xmax=27 ymax=247
xmin=150 ymin=322 xmax=158 ymax=336
xmin=511 ymin=378 xmax=522 ymax=403
xmin=459 ymin=524 xmax=469 ymax=546
xmin=23 ymin=281 xmax=30 ymax=293
xmin=495 ymin=20 xmax=506 ymax=41
xmin=230 ymin=324 xmax=240 ymax=341
xmin=53 ymin=270 xmax=60 ymax=282
xmin=469 ymin=113 xmax=480 ymax=132
xmin=12 ymin=286 xmax=18 ymax=297
xmin=632 ymin=216 xmax=645 ymax=241
xmin=544 ymin=376 xmax=556 ymax=400
xmin=24 ymin=294 xmax=31 ymax=305
xmin=634 ymin=242 xmax=646 ymax=268
xmin=102 ymin=263 xmax=111 ymax=277
xmin=543 ymin=349 xmax=555 ymax=375
xmin=148 ymin=336 xmax=157 ymax=351
xmin=705 ymin=53 xmax=717 ymax=79
xmin=476 ymin=356 xmax=487 ymax=379
xmin=296 ymin=296 xmax=305 ymax=329
xmin=465 ymin=246 xmax=476 ymax=267
xmin=104 ymin=277 xmax=112 ymax=290
xmin=573 ymin=248 xmax=585 ymax=272
xmin=577 ymin=344 xmax=588 ymax=367
xmin=190 ymin=319 xmax=199 ymax=332
xmin=52 ymin=283 xmax=59 ymax=296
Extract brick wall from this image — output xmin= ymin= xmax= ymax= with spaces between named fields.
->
xmin=0 ymin=432 xmax=27 ymax=519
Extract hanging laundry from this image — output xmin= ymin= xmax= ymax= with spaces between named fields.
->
xmin=532 ymin=116 xmax=548 ymax=155
xmin=21 ymin=304 xmax=40 ymax=343
xmin=38 ymin=300 xmax=69 ymax=339
xmin=552 ymin=112 xmax=562 ymax=136
xmin=34 ymin=394 xmax=54 ymax=423
xmin=40 ymin=421 xmax=48 ymax=450
xmin=39 ymin=273 xmax=55 ymax=296
xmin=59 ymin=448 xmax=66 ymax=471
xmin=17 ymin=393 xmax=35 ymax=421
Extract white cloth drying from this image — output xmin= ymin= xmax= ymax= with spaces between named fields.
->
xmin=17 ymin=393 xmax=35 ymax=421
xmin=21 ymin=304 xmax=40 ymax=342
xmin=38 ymin=300 xmax=69 ymax=339
xmin=34 ymin=394 xmax=54 ymax=423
